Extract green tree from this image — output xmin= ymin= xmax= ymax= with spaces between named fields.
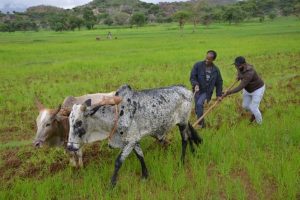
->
xmin=190 ymin=0 xmax=215 ymax=31
xmin=97 ymin=13 xmax=109 ymax=22
xmin=268 ymin=11 xmax=277 ymax=20
xmin=130 ymin=13 xmax=146 ymax=27
xmin=278 ymin=0 xmax=297 ymax=16
xmin=104 ymin=17 xmax=113 ymax=26
xmin=3 ymin=21 xmax=16 ymax=32
xmin=223 ymin=5 xmax=246 ymax=24
xmin=0 ymin=23 xmax=10 ymax=32
xmin=148 ymin=5 xmax=160 ymax=15
xmin=69 ymin=15 xmax=83 ymax=31
xmin=211 ymin=6 xmax=225 ymax=23
xmin=173 ymin=11 xmax=190 ymax=30
xmin=114 ymin=12 xmax=130 ymax=25
xmin=190 ymin=0 xmax=205 ymax=32
xmin=294 ymin=3 xmax=300 ymax=17
xmin=200 ymin=5 xmax=213 ymax=27
xmin=83 ymin=7 xmax=96 ymax=29
xmin=237 ymin=0 xmax=257 ymax=19
xmin=48 ymin=13 xmax=69 ymax=31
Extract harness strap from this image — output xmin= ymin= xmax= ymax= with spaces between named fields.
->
xmin=108 ymin=105 xmax=119 ymax=141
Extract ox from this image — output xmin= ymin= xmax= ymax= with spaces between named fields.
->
xmin=67 ymin=85 xmax=202 ymax=185
xmin=34 ymin=92 xmax=115 ymax=167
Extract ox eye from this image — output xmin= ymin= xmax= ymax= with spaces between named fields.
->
xmin=45 ymin=123 xmax=51 ymax=127
xmin=74 ymin=120 xmax=82 ymax=128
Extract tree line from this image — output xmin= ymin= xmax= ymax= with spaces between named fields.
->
xmin=0 ymin=0 xmax=299 ymax=32
xmin=174 ymin=0 xmax=300 ymax=30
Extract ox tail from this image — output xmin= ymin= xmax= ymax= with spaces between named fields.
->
xmin=188 ymin=122 xmax=202 ymax=146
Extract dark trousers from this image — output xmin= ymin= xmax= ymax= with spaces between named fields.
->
xmin=194 ymin=92 xmax=208 ymax=126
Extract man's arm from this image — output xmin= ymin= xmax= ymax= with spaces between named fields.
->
xmin=227 ymin=70 xmax=254 ymax=95
xmin=190 ymin=63 xmax=200 ymax=89
xmin=215 ymin=68 xmax=223 ymax=97
xmin=236 ymin=67 xmax=243 ymax=81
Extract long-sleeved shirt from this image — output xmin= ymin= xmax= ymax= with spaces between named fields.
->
xmin=229 ymin=64 xmax=264 ymax=94
xmin=190 ymin=60 xmax=223 ymax=100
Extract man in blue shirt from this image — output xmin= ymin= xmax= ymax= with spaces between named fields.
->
xmin=190 ymin=50 xmax=223 ymax=128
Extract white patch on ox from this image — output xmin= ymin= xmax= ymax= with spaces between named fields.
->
xmin=40 ymin=110 xmax=48 ymax=123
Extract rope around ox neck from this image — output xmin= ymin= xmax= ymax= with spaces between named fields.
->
xmin=108 ymin=105 xmax=119 ymax=141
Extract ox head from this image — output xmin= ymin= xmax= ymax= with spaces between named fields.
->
xmin=34 ymin=98 xmax=63 ymax=147
xmin=67 ymin=96 xmax=122 ymax=152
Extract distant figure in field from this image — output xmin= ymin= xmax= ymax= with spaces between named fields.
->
xmin=223 ymin=56 xmax=265 ymax=124
xmin=96 ymin=36 xmax=100 ymax=41
xmin=190 ymin=50 xmax=223 ymax=128
xmin=107 ymin=31 xmax=112 ymax=39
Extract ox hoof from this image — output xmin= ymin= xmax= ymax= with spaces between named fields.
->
xmin=110 ymin=181 xmax=117 ymax=188
xmin=111 ymin=177 xmax=118 ymax=187
xmin=142 ymin=175 xmax=148 ymax=180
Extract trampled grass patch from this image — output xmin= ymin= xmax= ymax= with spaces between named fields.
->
xmin=0 ymin=17 xmax=299 ymax=199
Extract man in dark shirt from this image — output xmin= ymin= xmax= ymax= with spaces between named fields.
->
xmin=190 ymin=50 xmax=223 ymax=128
xmin=224 ymin=56 xmax=265 ymax=124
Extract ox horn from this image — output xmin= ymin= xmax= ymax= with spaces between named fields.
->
xmin=50 ymin=104 xmax=62 ymax=120
xmin=53 ymin=104 xmax=62 ymax=116
xmin=35 ymin=97 xmax=45 ymax=111
xmin=81 ymin=99 xmax=91 ymax=112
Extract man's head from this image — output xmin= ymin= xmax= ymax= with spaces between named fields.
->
xmin=233 ymin=56 xmax=247 ymax=70
xmin=205 ymin=50 xmax=217 ymax=66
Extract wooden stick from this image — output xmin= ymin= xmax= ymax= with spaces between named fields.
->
xmin=192 ymin=80 xmax=239 ymax=128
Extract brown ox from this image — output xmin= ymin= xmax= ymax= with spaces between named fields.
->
xmin=34 ymin=92 xmax=115 ymax=167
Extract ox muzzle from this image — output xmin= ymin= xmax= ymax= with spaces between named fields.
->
xmin=67 ymin=142 xmax=80 ymax=152
xmin=33 ymin=139 xmax=44 ymax=148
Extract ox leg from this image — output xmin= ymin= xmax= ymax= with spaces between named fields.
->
xmin=188 ymin=139 xmax=196 ymax=154
xmin=111 ymin=142 xmax=135 ymax=186
xmin=179 ymin=124 xmax=196 ymax=155
xmin=187 ymin=128 xmax=196 ymax=154
xmin=178 ymin=124 xmax=188 ymax=164
xmin=134 ymin=143 xmax=148 ymax=179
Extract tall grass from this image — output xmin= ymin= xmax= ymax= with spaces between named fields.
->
xmin=0 ymin=17 xmax=299 ymax=199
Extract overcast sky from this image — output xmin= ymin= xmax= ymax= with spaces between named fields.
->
xmin=0 ymin=0 xmax=188 ymax=12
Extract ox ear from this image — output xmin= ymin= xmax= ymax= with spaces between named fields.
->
xmin=83 ymin=99 xmax=92 ymax=107
xmin=87 ymin=105 xmax=101 ymax=116
xmin=35 ymin=97 xmax=45 ymax=111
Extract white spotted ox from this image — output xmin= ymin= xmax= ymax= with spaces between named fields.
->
xmin=67 ymin=85 xmax=202 ymax=185
xmin=34 ymin=92 xmax=115 ymax=167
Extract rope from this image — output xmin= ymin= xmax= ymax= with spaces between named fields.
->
xmin=108 ymin=105 xmax=119 ymax=141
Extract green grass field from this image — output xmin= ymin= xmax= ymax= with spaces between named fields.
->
xmin=0 ymin=17 xmax=299 ymax=199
